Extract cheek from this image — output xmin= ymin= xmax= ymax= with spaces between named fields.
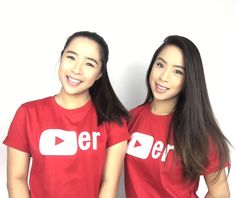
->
xmin=149 ymin=75 xmax=154 ymax=88
xmin=149 ymin=71 xmax=159 ymax=87
xmin=87 ymin=66 xmax=102 ymax=80
xmin=58 ymin=64 xmax=63 ymax=76
xmin=86 ymin=71 xmax=101 ymax=84
xmin=58 ymin=64 xmax=66 ymax=82
xmin=149 ymin=70 xmax=155 ymax=83
xmin=175 ymin=78 xmax=185 ymax=91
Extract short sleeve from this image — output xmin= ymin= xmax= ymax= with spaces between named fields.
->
xmin=3 ymin=105 xmax=30 ymax=154
xmin=106 ymin=118 xmax=130 ymax=148
xmin=203 ymin=139 xmax=230 ymax=175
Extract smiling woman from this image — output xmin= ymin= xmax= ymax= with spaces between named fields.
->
xmin=149 ymin=45 xmax=185 ymax=115
xmin=57 ymin=37 xmax=103 ymax=109
xmin=125 ymin=35 xmax=231 ymax=198
xmin=3 ymin=31 xmax=130 ymax=198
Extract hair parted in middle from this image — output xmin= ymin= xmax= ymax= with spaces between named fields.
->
xmin=61 ymin=31 xmax=129 ymax=125
xmin=144 ymin=35 xmax=230 ymax=181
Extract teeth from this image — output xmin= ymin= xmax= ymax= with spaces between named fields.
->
xmin=157 ymin=84 xmax=167 ymax=90
xmin=68 ymin=76 xmax=80 ymax=83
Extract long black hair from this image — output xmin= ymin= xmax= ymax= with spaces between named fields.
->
xmin=144 ymin=35 xmax=230 ymax=181
xmin=61 ymin=31 xmax=129 ymax=125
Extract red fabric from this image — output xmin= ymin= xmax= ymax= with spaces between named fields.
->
xmin=125 ymin=103 xmax=227 ymax=198
xmin=3 ymin=96 xmax=129 ymax=198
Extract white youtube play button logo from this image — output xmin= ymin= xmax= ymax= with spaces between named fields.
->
xmin=126 ymin=132 xmax=154 ymax=159
xmin=39 ymin=129 xmax=77 ymax=155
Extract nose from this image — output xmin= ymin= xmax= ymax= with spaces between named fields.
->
xmin=160 ymin=68 xmax=171 ymax=82
xmin=72 ymin=61 xmax=83 ymax=74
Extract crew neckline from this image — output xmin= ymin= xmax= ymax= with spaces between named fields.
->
xmin=147 ymin=103 xmax=173 ymax=121
xmin=50 ymin=95 xmax=93 ymax=115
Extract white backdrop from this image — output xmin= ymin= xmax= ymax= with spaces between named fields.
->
xmin=0 ymin=0 xmax=235 ymax=197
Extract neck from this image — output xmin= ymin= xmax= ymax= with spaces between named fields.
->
xmin=151 ymin=99 xmax=176 ymax=115
xmin=55 ymin=89 xmax=91 ymax=109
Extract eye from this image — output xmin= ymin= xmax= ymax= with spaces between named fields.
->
xmin=156 ymin=62 xmax=164 ymax=69
xmin=174 ymin=69 xmax=184 ymax=75
xmin=66 ymin=55 xmax=76 ymax=61
xmin=85 ymin=62 xmax=95 ymax=68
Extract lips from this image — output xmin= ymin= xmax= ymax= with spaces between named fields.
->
xmin=67 ymin=76 xmax=82 ymax=86
xmin=156 ymin=83 xmax=169 ymax=93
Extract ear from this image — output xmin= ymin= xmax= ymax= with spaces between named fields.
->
xmin=96 ymin=72 xmax=102 ymax=80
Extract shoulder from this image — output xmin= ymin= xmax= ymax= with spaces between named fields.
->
xmin=105 ymin=118 xmax=130 ymax=147
xmin=106 ymin=117 xmax=128 ymax=130
xmin=128 ymin=104 xmax=151 ymax=129
xmin=21 ymin=96 xmax=52 ymax=109
xmin=129 ymin=103 xmax=149 ymax=117
xmin=16 ymin=96 xmax=53 ymax=116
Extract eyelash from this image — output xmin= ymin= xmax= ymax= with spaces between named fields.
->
xmin=66 ymin=56 xmax=95 ymax=68
xmin=67 ymin=55 xmax=76 ymax=61
xmin=156 ymin=62 xmax=184 ymax=75
xmin=85 ymin=63 xmax=95 ymax=68
xmin=156 ymin=62 xmax=164 ymax=68
xmin=175 ymin=70 xmax=184 ymax=75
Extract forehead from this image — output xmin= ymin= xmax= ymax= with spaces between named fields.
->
xmin=66 ymin=37 xmax=101 ymax=60
xmin=157 ymin=45 xmax=184 ymax=66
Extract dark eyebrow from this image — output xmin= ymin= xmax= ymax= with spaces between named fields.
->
xmin=157 ymin=57 xmax=167 ymax=64
xmin=85 ymin=56 xmax=98 ymax=65
xmin=65 ymin=50 xmax=78 ymax=55
xmin=174 ymin=65 xmax=185 ymax=70
xmin=157 ymin=57 xmax=184 ymax=69
xmin=65 ymin=50 xmax=98 ymax=65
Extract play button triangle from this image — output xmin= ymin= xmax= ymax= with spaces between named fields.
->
xmin=55 ymin=136 xmax=64 ymax=145
xmin=134 ymin=140 xmax=142 ymax=148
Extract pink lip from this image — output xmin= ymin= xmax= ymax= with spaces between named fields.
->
xmin=66 ymin=76 xmax=82 ymax=86
xmin=155 ymin=83 xmax=169 ymax=93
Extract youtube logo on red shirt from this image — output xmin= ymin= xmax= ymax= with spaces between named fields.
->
xmin=126 ymin=132 xmax=154 ymax=159
xmin=127 ymin=132 xmax=175 ymax=161
xmin=39 ymin=129 xmax=77 ymax=155
xmin=39 ymin=129 xmax=101 ymax=156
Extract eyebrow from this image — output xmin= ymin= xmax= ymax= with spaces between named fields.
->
xmin=65 ymin=50 xmax=99 ymax=65
xmin=157 ymin=57 xmax=184 ymax=69
xmin=65 ymin=50 xmax=78 ymax=55
xmin=85 ymin=56 xmax=98 ymax=65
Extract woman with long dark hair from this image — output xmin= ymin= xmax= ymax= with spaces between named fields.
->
xmin=125 ymin=35 xmax=230 ymax=197
xmin=4 ymin=31 xmax=130 ymax=198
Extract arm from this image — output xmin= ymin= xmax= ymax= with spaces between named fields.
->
xmin=98 ymin=140 xmax=127 ymax=198
xmin=204 ymin=169 xmax=230 ymax=198
xmin=7 ymin=147 xmax=31 ymax=198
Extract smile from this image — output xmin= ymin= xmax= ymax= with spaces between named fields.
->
xmin=67 ymin=76 xmax=82 ymax=85
xmin=156 ymin=83 xmax=169 ymax=93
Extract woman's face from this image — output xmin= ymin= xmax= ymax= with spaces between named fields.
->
xmin=58 ymin=36 xmax=102 ymax=99
xmin=149 ymin=44 xmax=185 ymax=108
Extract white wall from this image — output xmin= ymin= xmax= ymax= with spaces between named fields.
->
xmin=0 ymin=0 xmax=235 ymax=197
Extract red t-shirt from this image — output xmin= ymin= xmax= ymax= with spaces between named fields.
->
xmin=125 ymin=103 xmax=227 ymax=198
xmin=3 ymin=96 xmax=130 ymax=198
